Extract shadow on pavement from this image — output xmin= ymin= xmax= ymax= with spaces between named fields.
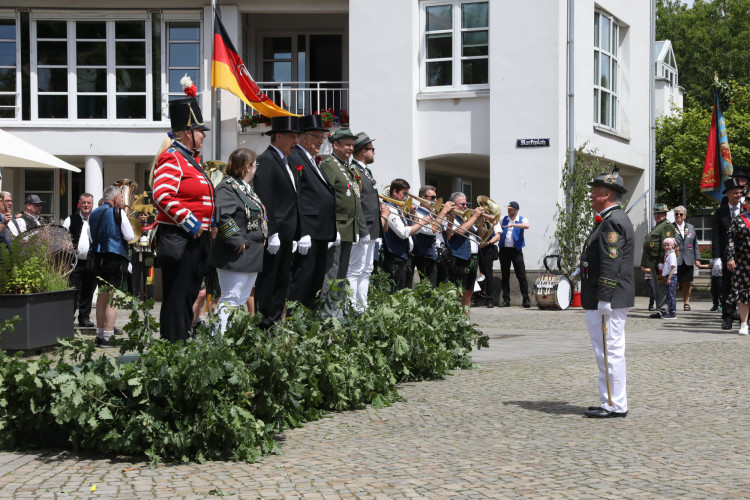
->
xmin=503 ymin=400 xmax=585 ymax=416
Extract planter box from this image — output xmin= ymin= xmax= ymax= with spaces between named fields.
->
xmin=0 ymin=289 xmax=76 ymax=351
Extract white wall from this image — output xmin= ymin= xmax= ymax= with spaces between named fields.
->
xmin=349 ymin=0 xmax=419 ymax=191
xmin=489 ymin=0 xmax=567 ymax=267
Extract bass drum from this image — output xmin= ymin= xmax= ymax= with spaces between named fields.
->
xmin=533 ymin=273 xmax=573 ymax=310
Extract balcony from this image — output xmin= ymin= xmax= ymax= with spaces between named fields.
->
xmin=240 ymin=81 xmax=349 ymax=121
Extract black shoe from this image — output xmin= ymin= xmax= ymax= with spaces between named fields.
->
xmin=584 ymin=408 xmax=627 ymax=418
xmin=499 ymin=301 xmax=510 ymax=308
xmin=522 ymin=300 xmax=531 ymax=308
xmin=733 ymin=312 xmax=741 ymax=321
xmin=649 ymin=312 xmax=662 ymax=319
xmin=486 ymin=300 xmax=494 ymax=309
xmin=722 ymin=320 xmax=733 ymax=330
xmin=95 ymin=337 xmax=116 ymax=348
xmin=114 ymin=327 xmax=124 ymax=335
xmin=78 ymin=319 xmax=95 ymax=328
xmin=710 ymin=304 xmax=719 ymax=312
xmin=648 ymin=305 xmax=655 ymax=311
xmin=588 ymin=406 xmax=602 ymax=411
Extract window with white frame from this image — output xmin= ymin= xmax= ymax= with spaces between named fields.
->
xmin=0 ymin=18 xmax=17 ymax=119
xmin=422 ymin=0 xmax=488 ymax=91
xmin=31 ymin=15 xmax=152 ymax=121
xmin=166 ymin=21 xmax=201 ymax=99
xmin=593 ymin=11 xmax=619 ymax=130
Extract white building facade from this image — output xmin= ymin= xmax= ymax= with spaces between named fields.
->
xmin=0 ymin=0 xmax=653 ymax=268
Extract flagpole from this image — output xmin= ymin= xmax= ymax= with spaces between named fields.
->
xmin=212 ymin=0 xmax=222 ymax=160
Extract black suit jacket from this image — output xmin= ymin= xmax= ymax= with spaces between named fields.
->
xmin=288 ymin=145 xmax=336 ymax=242
xmin=579 ymin=206 xmax=635 ymax=310
xmin=253 ymin=145 xmax=301 ymax=241
xmin=351 ymin=159 xmax=380 ymax=240
xmin=712 ymin=203 xmax=735 ymax=260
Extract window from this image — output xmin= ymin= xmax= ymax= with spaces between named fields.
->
xmin=31 ymin=16 xmax=152 ymax=121
xmin=593 ymin=11 xmax=619 ymax=130
xmin=166 ymin=21 xmax=200 ymax=99
xmin=0 ymin=18 xmax=17 ymax=119
xmin=690 ymin=215 xmax=712 ymax=244
xmin=24 ymin=169 xmax=55 ymax=218
xmin=422 ymin=1 xmax=488 ymax=90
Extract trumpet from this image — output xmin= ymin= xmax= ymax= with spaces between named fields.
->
xmin=407 ymin=193 xmax=444 ymax=214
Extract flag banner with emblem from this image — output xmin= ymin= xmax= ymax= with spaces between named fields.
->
xmin=211 ymin=12 xmax=297 ymax=118
xmin=701 ymin=92 xmax=734 ymax=202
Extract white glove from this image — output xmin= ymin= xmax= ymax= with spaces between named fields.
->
xmin=267 ymin=233 xmax=281 ymax=255
xmin=355 ymin=234 xmax=360 ymax=244
xmin=375 ymin=237 xmax=382 ymax=246
xmin=292 ymin=241 xmax=298 ymax=253
xmin=298 ymin=235 xmax=311 ymax=255
xmin=360 ymin=234 xmax=371 ymax=245
xmin=597 ymin=301 xmax=612 ymax=316
xmin=328 ymin=232 xmax=341 ymax=249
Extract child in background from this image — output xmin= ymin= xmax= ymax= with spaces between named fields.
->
xmin=709 ymin=257 xmax=723 ymax=312
xmin=661 ymin=237 xmax=679 ymax=319
xmin=645 ymin=268 xmax=655 ymax=311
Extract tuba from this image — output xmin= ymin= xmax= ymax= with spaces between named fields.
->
xmin=113 ymin=179 xmax=144 ymax=244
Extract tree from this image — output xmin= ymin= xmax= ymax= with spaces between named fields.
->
xmin=656 ymin=0 xmax=750 ymax=109
xmin=655 ymin=80 xmax=750 ymax=212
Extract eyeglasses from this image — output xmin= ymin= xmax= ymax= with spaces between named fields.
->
xmin=674 ymin=213 xmax=685 ymax=217
xmin=457 ymin=202 xmax=467 ymax=207
xmin=426 ymin=195 xmax=438 ymax=200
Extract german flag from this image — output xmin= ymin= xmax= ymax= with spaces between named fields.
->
xmin=211 ymin=13 xmax=297 ymax=118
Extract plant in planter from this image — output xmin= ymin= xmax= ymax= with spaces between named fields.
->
xmin=0 ymin=225 xmax=77 ymax=350
xmin=554 ymin=143 xmax=613 ymax=277
xmin=238 ymin=113 xmax=271 ymax=131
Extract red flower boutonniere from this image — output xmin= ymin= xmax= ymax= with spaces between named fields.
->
xmin=295 ymin=164 xmax=304 ymax=177
xmin=594 ymin=215 xmax=603 ymax=224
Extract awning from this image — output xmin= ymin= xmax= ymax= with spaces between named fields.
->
xmin=0 ymin=129 xmax=81 ymax=173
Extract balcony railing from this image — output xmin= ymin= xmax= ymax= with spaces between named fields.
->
xmin=240 ymin=81 xmax=349 ymax=118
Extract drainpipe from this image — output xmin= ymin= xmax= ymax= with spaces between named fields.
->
xmin=566 ymin=0 xmax=575 ymax=201
xmin=649 ymin=0 xmax=656 ymax=230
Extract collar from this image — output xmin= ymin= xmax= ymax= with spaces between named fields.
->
xmin=332 ymin=153 xmax=349 ymax=167
xmin=731 ymin=203 xmax=742 ymax=211
xmin=598 ymin=205 xmax=618 ymax=217
xmin=24 ymin=211 xmax=40 ymax=221
xmin=270 ymin=144 xmax=285 ymax=160
xmin=79 ymin=212 xmax=90 ymax=221
xmin=172 ymin=140 xmax=196 ymax=158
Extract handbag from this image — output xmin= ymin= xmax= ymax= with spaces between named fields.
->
xmin=86 ymin=207 xmax=111 ymax=271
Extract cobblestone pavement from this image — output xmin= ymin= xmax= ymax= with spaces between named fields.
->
xmin=1 ymin=297 xmax=749 ymax=498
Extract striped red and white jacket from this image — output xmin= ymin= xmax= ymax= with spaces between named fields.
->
xmin=153 ymin=144 xmax=215 ymax=236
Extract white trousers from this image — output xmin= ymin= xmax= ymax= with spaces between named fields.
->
xmin=347 ymin=240 xmax=376 ymax=313
xmin=216 ymin=268 xmax=258 ymax=335
xmin=585 ymin=308 xmax=628 ymax=413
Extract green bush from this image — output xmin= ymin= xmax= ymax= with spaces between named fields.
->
xmin=0 ymin=278 xmax=487 ymax=463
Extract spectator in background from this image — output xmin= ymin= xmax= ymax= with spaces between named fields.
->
xmin=0 ymin=192 xmax=12 ymax=245
xmin=498 ymin=201 xmax=531 ymax=308
xmin=725 ymin=189 xmax=750 ymax=335
xmin=642 ymin=203 xmax=673 ymax=319
xmin=709 ymin=257 xmax=723 ymax=311
xmin=661 ymin=237 xmax=678 ymax=319
xmin=8 ymin=194 xmax=44 ymax=236
xmin=672 ymin=206 xmax=701 ymax=311
xmin=63 ymin=193 xmax=96 ymax=328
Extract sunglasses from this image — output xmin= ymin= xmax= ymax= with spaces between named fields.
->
xmin=426 ymin=195 xmax=437 ymax=200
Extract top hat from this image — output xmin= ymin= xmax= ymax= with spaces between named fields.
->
xmin=169 ymin=97 xmax=209 ymax=133
xmin=732 ymin=167 xmax=749 ymax=180
xmin=298 ymin=114 xmax=328 ymax=132
xmin=265 ymin=116 xmax=300 ymax=136
xmin=723 ymin=177 xmax=744 ymax=194
xmin=587 ymin=168 xmax=627 ymax=194
xmin=354 ymin=132 xmax=375 ymax=151
xmin=653 ymin=202 xmax=669 ymax=213
xmin=328 ymin=127 xmax=358 ymax=143
xmin=25 ymin=194 xmax=44 ymax=205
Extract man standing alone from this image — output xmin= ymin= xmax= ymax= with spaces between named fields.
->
xmin=580 ymin=169 xmax=633 ymax=418
xmin=63 ymin=193 xmax=96 ymax=328
xmin=498 ymin=201 xmax=531 ymax=308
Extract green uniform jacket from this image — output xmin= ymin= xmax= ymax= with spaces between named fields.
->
xmin=580 ymin=206 xmax=635 ymax=309
xmin=640 ymin=218 xmax=674 ymax=268
xmin=320 ymin=154 xmax=361 ymax=243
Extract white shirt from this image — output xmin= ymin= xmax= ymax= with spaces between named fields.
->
xmin=386 ymin=205 xmax=412 ymax=240
xmin=675 ymin=221 xmax=685 ymax=237
xmin=503 ymin=215 xmax=528 ymax=247
xmin=63 ymin=214 xmax=91 ymax=260
xmin=271 ymin=144 xmax=297 ymax=192
xmin=662 ymin=251 xmax=677 ymax=277
xmin=299 ymin=146 xmax=327 ymax=184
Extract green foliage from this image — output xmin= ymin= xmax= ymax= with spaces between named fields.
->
xmin=655 ymin=80 xmax=750 ymax=212
xmin=0 ymin=279 xmax=486 ymax=463
xmin=0 ymin=230 xmax=72 ymax=294
xmin=554 ymin=144 xmax=613 ymax=274
xmin=657 ymin=0 xmax=750 ymax=109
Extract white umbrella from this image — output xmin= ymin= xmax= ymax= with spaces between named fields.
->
xmin=0 ymin=129 xmax=81 ymax=172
